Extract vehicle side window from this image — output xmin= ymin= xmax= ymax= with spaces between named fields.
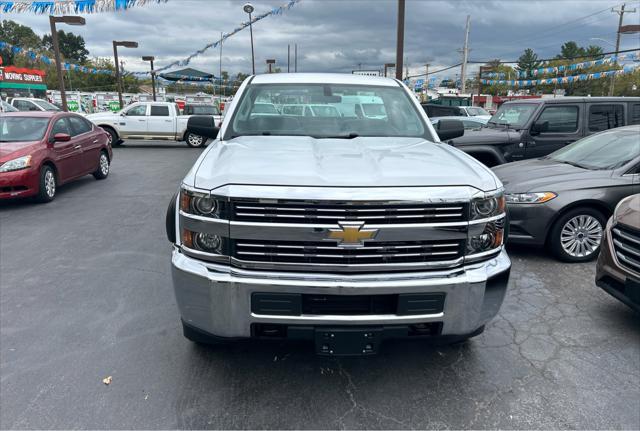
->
xmin=50 ymin=118 xmax=72 ymax=137
xmin=175 ymin=104 xmax=182 ymax=115
xmin=15 ymin=100 xmax=38 ymax=111
xmin=629 ymin=104 xmax=640 ymax=125
xmin=625 ymin=164 xmax=640 ymax=175
xmin=536 ymin=105 xmax=579 ymax=133
xmin=125 ymin=105 xmax=147 ymax=116
xmin=67 ymin=116 xmax=92 ymax=136
xmin=150 ymin=105 xmax=170 ymax=116
xmin=588 ymin=104 xmax=624 ymax=132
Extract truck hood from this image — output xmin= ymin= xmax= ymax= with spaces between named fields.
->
xmin=492 ymin=158 xmax=611 ymax=193
xmin=190 ymin=136 xmax=498 ymax=191
xmin=450 ymin=127 xmax=520 ymax=146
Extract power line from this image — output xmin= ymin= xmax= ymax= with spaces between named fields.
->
xmin=406 ymin=63 xmax=462 ymax=79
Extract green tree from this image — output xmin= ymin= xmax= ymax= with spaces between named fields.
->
xmin=42 ymin=30 xmax=89 ymax=63
xmin=584 ymin=45 xmax=604 ymax=59
xmin=0 ymin=20 xmax=42 ymax=64
xmin=557 ymin=41 xmax=585 ymax=60
xmin=516 ymin=48 xmax=542 ymax=76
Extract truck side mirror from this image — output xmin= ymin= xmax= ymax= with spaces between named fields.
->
xmin=187 ymin=115 xmax=220 ymax=139
xmin=530 ymin=120 xmax=549 ymax=135
xmin=436 ymin=119 xmax=465 ymax=141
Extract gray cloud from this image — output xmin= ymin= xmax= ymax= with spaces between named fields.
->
xmin=4 ymin=0 xmax=636 ymax=81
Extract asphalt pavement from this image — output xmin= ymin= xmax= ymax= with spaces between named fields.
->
xmin=1 ymin=141 xmax=639 ymax=429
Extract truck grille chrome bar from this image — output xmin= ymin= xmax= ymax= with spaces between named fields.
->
xmin=232 ymin=201 xmax=467 ymax=224
xmin=232 ymin=239 xmax=465 ymax=265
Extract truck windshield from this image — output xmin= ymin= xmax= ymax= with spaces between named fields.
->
xmin=33 ymin=100 xmax=61 ymax=111
xmin=488 ymin=103 xmax=537 ymax=128
xmin=548 ymin=127 xmax=640 ymax=170
xmin=227 ymin=83 xmax=428 ymax=139
xmin=0 ymin=117 xmax=50 ymax=142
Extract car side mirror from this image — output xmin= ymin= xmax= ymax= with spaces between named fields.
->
xmin=530 ymin=120 xmax=549 ymax=135
xmin=120 ymin=111 xmax=127 ymax=116
xmin=436 ymin=119 xmax=465 ymax=141
xmin=187 ymin=115 xmax=220 ymax=139
xmin=53 ymin=133 xmax=71 ymax=142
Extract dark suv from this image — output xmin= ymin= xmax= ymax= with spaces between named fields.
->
xmin=449 ymin=97 xmax=640 ymax=166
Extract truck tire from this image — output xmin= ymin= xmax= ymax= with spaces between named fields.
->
xmin=101 ymin=126 xmax=121 ymax=147
xmin=185 ymin=132 xmax=206 ymax=148
xmin=549 ymin=207 xmax=606 ymax=262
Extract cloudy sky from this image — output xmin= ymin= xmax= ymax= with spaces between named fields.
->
xmin=5 ymin=0 xmax=639 ymax=81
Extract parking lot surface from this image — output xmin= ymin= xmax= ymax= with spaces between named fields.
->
xmin=1 ymin=141 xmax=639 ymax=429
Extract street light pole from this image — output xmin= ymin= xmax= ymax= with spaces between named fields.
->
xmin=142 ymin=56 xmax=156 ymax=101
xmin=243 ymin=3 xmax=256 ymax=75
xmin=395 ymin=0 xmax=405 ymax=80
xmin=609 ymin=4 xmax=636 ymax=96
xmin=112 ymin=41 xmax=138 ymax=109
xmin=49 ymin=15 xmax=85 ymax=112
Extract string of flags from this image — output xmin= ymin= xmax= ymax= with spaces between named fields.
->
xmin=0 ymin=40 xmax=114 ymax=75
xmin=140 ymin=0 xmax=302 ymax=74
xmin=481 ymin=64 xmax=639 ymax=87
xmin=516 ymin=53 xmax=640 ymax=78
xmin=0 ymin=0 xmax=167 ymax=14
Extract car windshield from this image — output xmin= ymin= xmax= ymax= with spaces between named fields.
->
xmin=0 ymin=117 xmax=50 ymax=142
xmin=466 ymin=106 xmax=489 ymax=116
xmin=488 ymin=103 xmax=538 ymax=128
xmin=1 ymin=100 xmax=18 ymax=112
xmin=548 ymin=127 xmax=640 ymax=170
xmin=228 ymin=83 xmax=427 ymax=139
xmin=33 ymin=100 xmax=61 ymax=111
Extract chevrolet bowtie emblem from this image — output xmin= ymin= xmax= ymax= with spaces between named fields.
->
xmin=327 ymin=221 xmax=379 ymax=248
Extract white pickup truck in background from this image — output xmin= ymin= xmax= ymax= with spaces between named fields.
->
xmin=86 ymin=101 xmax=221 ymax=148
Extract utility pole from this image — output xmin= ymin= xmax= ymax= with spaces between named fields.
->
xmin=395 ymin=0 xmax=405 ymax=80
xmin=220 ymin=32 xmax=224 ymax=97
xmin=294 ymin=43 xmax=298 ymax=72
xmin=287 ymin=44 xmax=290 ymax=73
xmin=609 ymin=3 xmax=636 ymax=96
xmin=460 ymin=15 xmax=471 ymax=94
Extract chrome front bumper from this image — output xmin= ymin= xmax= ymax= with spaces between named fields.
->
xmin=171 ymin=247 xmax=511 ymax=338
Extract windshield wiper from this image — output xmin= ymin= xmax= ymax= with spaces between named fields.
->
xmin=314 ymin=133 xmax=359 ymax=139
xmin=557 ymin=160 xmax=588 ymax=169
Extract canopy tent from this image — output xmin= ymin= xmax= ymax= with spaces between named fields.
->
xmin=158 ymin=68 xmax=214 ymax=82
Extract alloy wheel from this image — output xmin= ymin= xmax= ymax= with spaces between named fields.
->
xmin=100 ymin=154 xmax=109 ymax=176
xmin=188 ymin=134 xmax=204 ymax=147
xmin=44 ymin=170 xmax=56 ymax=198
xmin=560 ymin=215 xmax=603 ymax=258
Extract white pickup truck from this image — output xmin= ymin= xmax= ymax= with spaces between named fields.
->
xmin=86 ymin=101 xmax=220 ymax=148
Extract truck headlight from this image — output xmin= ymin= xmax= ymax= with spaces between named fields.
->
xmin=467 ymin=219 xmax=505 ymax=254
xmin=470 ymin=191 xmax=505 ymax=220
xmin=505 ymin=192 xmax=556 ymax=204
xmin=0 ymin=155 xmax=32 ymax=173
xmin=180 ymin=187 xmax=225 ymax=218
xmin=182 ymin=230 xmax=227 ymax=254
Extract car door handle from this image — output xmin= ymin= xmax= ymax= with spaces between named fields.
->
xmin=74 ymin=145 xmax=82 ymax=149
xmin=92 ymin=139 xmax=99 ymax=143
xmin=164 ymin=120 xmax=172 ymax=123
xmin=138 ymin=119 xmax=146 ymax=122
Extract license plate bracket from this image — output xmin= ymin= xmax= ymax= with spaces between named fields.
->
xmin=315 ymin=327 xmax=383 ymax=356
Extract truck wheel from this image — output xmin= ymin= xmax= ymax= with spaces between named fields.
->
xmin=101 ymin=126 xmax=121 ymax=147
xmin=185 ymin=132 xmax=206 ymax=148
xmin=35 ymin=165 xmax=57 ymax=203
xmin=92 ymin=150 xmax=110 ymax=180
xmin=549 ymin=207 xmax=605 ymax=262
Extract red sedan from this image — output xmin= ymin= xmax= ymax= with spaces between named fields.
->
xmin=0 ymin=112 xmax=112 ymax=202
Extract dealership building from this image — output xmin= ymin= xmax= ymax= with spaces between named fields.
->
xmin=0 ymin=66 xmax=47 ymax=98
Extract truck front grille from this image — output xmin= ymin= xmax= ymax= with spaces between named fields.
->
xmin=612 ymin=224 xmax=640 ymax=274
xmin=232 ymin=201 xmax=467 ymax=224
xmin=232 ymin=239 xmax=465 ymax=266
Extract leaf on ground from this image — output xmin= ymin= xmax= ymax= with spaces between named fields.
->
xmin=102 ymin=376 xmax=112 ymax=385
